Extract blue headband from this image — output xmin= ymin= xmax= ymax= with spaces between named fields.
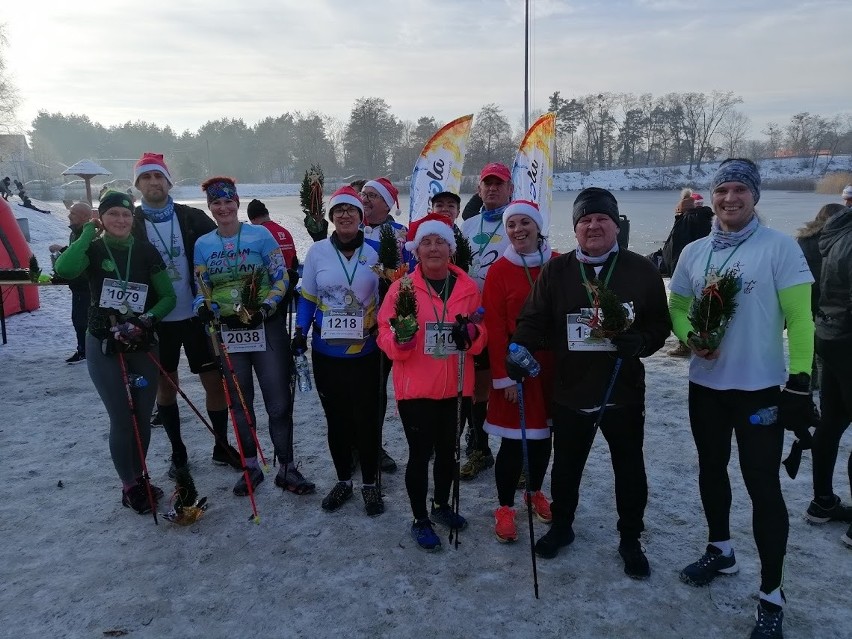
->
xmin=711 ymin=159 xmax=760 ymax=204
xmin=205 ymin=180 xmax=239 ymax=204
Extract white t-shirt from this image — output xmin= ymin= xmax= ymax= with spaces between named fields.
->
xmin=145 ymin=218 xmax=194 ymax=321
xmin=460 ymin=214 xmax=511 ymax=291
xmin=670 ymin=225 xmax=813 ymax=391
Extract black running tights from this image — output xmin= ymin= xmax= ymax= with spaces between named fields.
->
xmin=399 ymin=397 xmax=470 ymax=521
xmin=688 ymin=382 xmax=787 ymax=594
xmin=495 ymin=437 xmax=552 ymax=506
xmin=813 ymin=338 xmax=852 ymax=499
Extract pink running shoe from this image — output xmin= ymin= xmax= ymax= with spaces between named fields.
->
xmin=525 ymin=491 xmax=553 ymax=523
xmin=495 ymin=505 xmax=518 ymax=543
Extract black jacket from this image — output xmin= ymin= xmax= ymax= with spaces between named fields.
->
xmin=816 ymin=208 xmax=852 ymax=342
xmin=660 ymin=206 xmax=713 ymax=276
xmin=797 ymin=232 xmax=822 ymax=316
xmin=512 ymin=249 xmax=671 ymax=409
xmin=132 ymin=202 xmax=215 ymax=295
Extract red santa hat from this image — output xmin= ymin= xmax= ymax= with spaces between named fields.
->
xmin=363 ymin=177 xmax=399 ymax=211
xmin=328 ymin=185 xmax=364 ymax=220
xmin=133 ymin=152 xmax=173 ymax=186
xmin=405 ymin=213 xmax=456 ymax=254
xmin=502 ymin=199 xmax=543 ymax=231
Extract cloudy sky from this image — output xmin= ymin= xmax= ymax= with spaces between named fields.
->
xmin=5 ymin=0 xmax=851 ymax=136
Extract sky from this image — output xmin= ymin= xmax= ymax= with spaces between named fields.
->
xmin=4 ymin=0 xmax=851 ymax=138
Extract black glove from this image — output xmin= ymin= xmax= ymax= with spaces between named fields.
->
xmin=506 ymin=355 xmax=527 ymax=383
xmin=778 ymin=373 xmax=816 ymax=434
xmin=244 ymin=303 xmax=272 ymax=329
xmin=610 ymin=329 xmax=645 ymax=358
xmin=291 ymin=327 xmax=308 ymax=355
xmin=450 ymin=314 xmax=478 ymax=352
xmin=196 ymin=302 xmax=220 ymax=324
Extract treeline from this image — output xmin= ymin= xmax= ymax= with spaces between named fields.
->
xmin=27 ymin=93 xmax=852 ymax=185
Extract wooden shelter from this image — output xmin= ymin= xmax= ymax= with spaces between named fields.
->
xmin=61 ymin=159 xmax=111 ymax=205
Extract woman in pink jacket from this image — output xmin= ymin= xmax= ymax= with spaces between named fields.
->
xmin=378 ymin=214 xmax=487 ymax=551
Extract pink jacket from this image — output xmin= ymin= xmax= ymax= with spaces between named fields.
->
xmin=378 ymin=263 xmax=486 ymax=401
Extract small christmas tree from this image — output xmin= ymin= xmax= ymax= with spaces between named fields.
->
xmin=584 ymin=279 xmax=631 ymax=338
xmin=300 ymin=164 xmax=328 ymax=242
xmin=688 ymin=267 xmax=741 ymax=351
xmin=236 ymin=269 xmax=264 ymax=323
xmin=390 ymin=275 xmax=419 ymax=343
xmin=452 ymin=227 xmax=473 ymax=272
xmin=163 ymin=465 xmax=208 ymax=526
xmin=28 ymin=256 xmax=41 ymax=283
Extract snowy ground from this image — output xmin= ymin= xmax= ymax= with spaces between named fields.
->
xmin=1 ymin=202 xmax=850 ymax=639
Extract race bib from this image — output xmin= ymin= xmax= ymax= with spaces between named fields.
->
xmin=566 ymin=303 xmax=635 ymax=352
xmin=221 ymin=325 xmax=266 ymax=352
xmin=321 ymin=308 xmax=364 ymax=341
xmin=99 ymin=278 xmax=148 ymax=314
xmin=424 ymin=322 xmax=458 ymax=357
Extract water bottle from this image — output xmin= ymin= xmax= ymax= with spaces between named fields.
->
xmin=508 ymin=343 xmax=541 ymax=378
xmin=127 ymin=373 xmax=149 ymax=389
xmin=470 ymin=306 xmax=485 ymax=324
xmin=749 ymin=406 xmax=778 ymax=425
xmin=295 ymin=354 xmax=312 ymax=392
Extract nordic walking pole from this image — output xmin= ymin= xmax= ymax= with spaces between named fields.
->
xmin=377 ymin=352 xmax=385 ymax=492
xmin=450 ymin=348 xmax=466 ymax=549
xmin=516 ymin=382 xmax=540 ymax=598
xmin=217 ymin=337 xmax=269 ymax=472
xmin=145 ymin=351 xmax=239 ymax=466
xmin=592 ymin=357 xmax=623 ymax=433
xmin=116 ymin=349 xmax=158 ymax=526
xmin=196 ymin=276 xmax=261 ymax=523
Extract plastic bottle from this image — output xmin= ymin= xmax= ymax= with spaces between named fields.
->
xmin=127 ymin=373 xmax=149 ymax=389
xmin=507 ymin=343 xmax=541 ymax=378
xmin=470 ymin=306 xmax=485 ymax=324
xmin=295 ymin=354 xmax=312 ymax=392
xmin=749 ymin=406 xmax=778 ymax=425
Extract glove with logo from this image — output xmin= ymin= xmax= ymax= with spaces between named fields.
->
xmin=244 ymin=303 xmax=272 ymax=329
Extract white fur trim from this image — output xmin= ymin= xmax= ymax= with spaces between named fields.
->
xmin=492 ymin=377 xmax=515 ymax=390
xmin=329 ymin=193 xmax=363 ymax=213
xmin=404 ymin=220 xmax=456 ymax=254
xmin=503 ymin=200 xmax=543 ymax=231
xmin=133 ymin=163 xmax=172 ymax=185
xmin=364 ymin=180 xmax=395 ymax=209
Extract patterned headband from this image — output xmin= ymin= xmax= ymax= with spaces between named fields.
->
xmin=206 ymin=181 xmax=239 ymax=204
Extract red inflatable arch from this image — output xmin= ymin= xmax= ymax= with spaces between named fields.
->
xmin=0 ymin=198 xmax=39 ymax=316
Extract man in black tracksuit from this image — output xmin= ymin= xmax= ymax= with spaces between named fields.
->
xmin=510 ymin=187 xmax=671 ymax=579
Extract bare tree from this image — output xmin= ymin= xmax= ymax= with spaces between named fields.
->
xmin=0 ymin=25 xmax=20 ymax=132
xmin=468 ymin=103 xmax=514 ymax=169
xmin=717 ymin=110 xmax=751 ymax=158
xmin=678 ymin=90 xmax=743 ymax=172
xmin=761 ymin=122 xmax=783 ymax=158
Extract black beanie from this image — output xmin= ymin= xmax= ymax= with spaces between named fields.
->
xmin=572 ymin=187 xmax=620 ymax=228
xmin=98 ymin=190 xmax=134 ymax=215
xmin=246 ymin=198 xmax=268 ymax=220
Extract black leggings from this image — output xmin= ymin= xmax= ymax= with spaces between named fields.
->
xmin=399 ymin=397 xmax=470 ymax=521
xmin=688 ymin=382 xmax=787 ymax=594
xmin=312 ymin=350 xmax=381 ymax=484
xmin=495 ymin=437 xmax=552 ymax=506
xmin=813 ymin=338 xmax=852 ymax=499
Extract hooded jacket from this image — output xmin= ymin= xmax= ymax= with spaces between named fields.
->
xmin=816 ymin=208 xmax=852 ymax=341
xmin=377 ymin=263 xmax=486 ymax=401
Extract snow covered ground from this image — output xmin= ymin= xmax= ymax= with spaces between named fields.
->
xmin=1 ymin=201 xmax=850 ymax=639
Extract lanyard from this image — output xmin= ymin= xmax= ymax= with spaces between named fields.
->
xmin=149 ymin=215 xmax=177 ymax=261
xmin=218 ymin=224 xmax=243 ymax=279
xmin=518 ymin=250 xmax=543 ymax=287
xmin=703 ymin=240 xmax=745 ymax=279
xmin=425 ymin=274 xmax=451 ymax=325
xmin=474 ymin=216 xmax=503 ymax=257
xmin=334 ymin=244 xmax=364 ymax=286
xmin=579 ymin=251 xmax=619 ymax=306
xmin=103 ymin=239 xmax=134 ymax=295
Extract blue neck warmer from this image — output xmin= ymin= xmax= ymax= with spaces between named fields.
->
xmin=140 ymin=196 xmax=175 ymax=223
